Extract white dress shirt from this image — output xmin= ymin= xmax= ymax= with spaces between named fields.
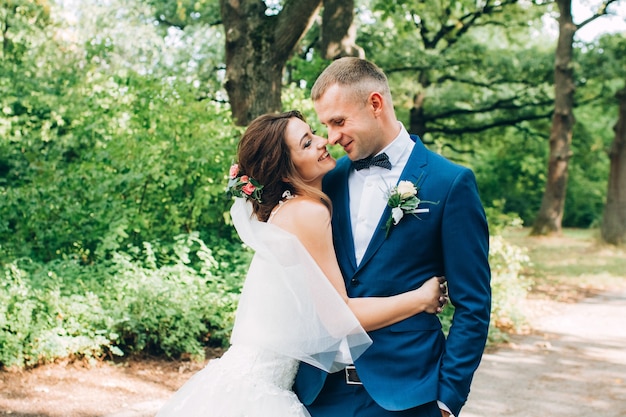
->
xmin=349 ymin=123 xmax=414 ymax=265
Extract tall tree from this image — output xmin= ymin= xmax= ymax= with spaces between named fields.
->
xmin=531 ymin=0 xmax=618 ymax=235
xmin=319 ymin=0 xmax=362 ymax=59
xmin=530 ymin=0 xmax=576 ymax=235
xmin=601 ymin=83 xmax=626 ymax=244
xmin=219 ymin=0 xmax=322 ymax=125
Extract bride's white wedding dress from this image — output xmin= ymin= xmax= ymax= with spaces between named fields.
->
xmin=155 ymin=344 xmax=306 ymax=416
xmin=155 ymin=198 xmax=372 ymax=416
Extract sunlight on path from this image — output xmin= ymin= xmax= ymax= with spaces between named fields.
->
xmin=460 ymin=290 xmax=626 ymax=417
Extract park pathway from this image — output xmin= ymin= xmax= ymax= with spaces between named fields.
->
xmin=460 ymin=289 xmax=626 ymax=417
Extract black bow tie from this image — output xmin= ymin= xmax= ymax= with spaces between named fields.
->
xmin=352 ymin=152 xmax=392 ymax=171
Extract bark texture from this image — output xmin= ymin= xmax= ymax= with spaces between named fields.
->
xmin=600 ymin=84 xmax=626 ymax=245
xmin=531 ymin=0 xmax=576 ymax=236
xmin=319 ymin=0 xmax=363 ymax=59
xmin=220 ymin=0 xmax=322 ymax=125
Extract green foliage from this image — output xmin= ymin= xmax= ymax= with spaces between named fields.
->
xmin=143 ymin=0 xmax=222 ymax=29
xmin=486 ymin=234 xmax=532 ymax=342
xmin=0 ymin=0 xmax=51 ymax=62
xmin=1 ymin=72 xmax=239 ymax=261
xmin=0 ymin=259 xmax=117 ymax=367
xmin=0 ymin=4 xmax=237 ymax=262
xmin=0 ymin=0 xmax=248 ymax=368
xmin=562 ymin=122 xmax=610 ymax=228
xmin=101 ymin=233 xmax=245 ymax=359
xmin=473 ymin=125 xmax=550 ymax=226
xmin=0 ymin=234 xmax=249 ymax=368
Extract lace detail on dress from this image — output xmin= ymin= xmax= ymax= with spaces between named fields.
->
xmin=268 ymin=190 xmax=297 ymax=224
xmin=155 ymin=344 xmax=309 ymax=417
xmin=225 ymin=344 xmax=300 ymax=389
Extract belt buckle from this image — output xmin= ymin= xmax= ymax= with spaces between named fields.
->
xmin=345 ymin=365 xmax=362 ymax=385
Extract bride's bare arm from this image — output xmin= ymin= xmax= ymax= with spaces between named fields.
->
xmin=272 ymin=198 xmax=446 ymax=332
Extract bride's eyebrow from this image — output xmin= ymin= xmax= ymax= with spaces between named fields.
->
xmin=298 ymin=131 xmax=310 ymax=146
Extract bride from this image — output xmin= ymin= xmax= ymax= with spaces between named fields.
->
xmin=155 ymin=111 xmax=447 ymax=417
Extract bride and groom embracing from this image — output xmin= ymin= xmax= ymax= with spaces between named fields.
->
xmin=156 ymin=57 xmax=491 ymax=417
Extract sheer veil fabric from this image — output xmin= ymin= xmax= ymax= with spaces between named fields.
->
xmin=229 ymin=198 xmax=372 ymax=372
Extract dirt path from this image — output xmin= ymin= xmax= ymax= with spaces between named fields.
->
xmin=1 ymin=288 xmax=625 ymax=417
xmin=460 ymin=289 xmax=626 ymax=417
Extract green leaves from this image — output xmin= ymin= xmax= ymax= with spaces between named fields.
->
xmin=0 ymin=235 xmax=248 ymax=368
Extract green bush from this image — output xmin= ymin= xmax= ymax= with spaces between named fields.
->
xmin=487 ymin=234 xmax=533 ymax=342
xmin=0 ymin=259 xmax=115 ymax=367
xmin=0 ymin=233 xmax=249 ymax=369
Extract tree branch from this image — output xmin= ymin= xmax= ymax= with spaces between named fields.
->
xmin=274 ymin=0 xmax=322 ymax=61
xmin=427 ymin=110 xmax=553 ymax=135
xmin=576 ymin=0 xmax=619 ymax=30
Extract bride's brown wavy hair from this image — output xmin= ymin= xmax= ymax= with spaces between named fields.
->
xmin=236 ymin=110 xmax=331 ymax=222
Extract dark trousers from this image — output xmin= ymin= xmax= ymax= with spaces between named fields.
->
xmin=305 ymin=370 xmax=441 ymax=417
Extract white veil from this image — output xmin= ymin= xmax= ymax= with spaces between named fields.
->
xmin=229 ymin=198 xmax=372 ymax=373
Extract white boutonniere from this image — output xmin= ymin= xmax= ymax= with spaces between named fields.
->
xmin=384 ymin=180 xmax=439 ymax=237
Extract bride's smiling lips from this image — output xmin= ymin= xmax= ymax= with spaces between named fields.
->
xmin=318 ymin=150 xmax=330 ymax=162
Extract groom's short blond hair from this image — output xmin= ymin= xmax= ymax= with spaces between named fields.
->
xmin=311 ymin=57 xmax=392 ymax=105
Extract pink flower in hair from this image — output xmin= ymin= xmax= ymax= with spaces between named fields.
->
xmin=229 ymin=164 xmax=239 ymax=179
xmin=242 ymin=182 xmax=256 ymax=196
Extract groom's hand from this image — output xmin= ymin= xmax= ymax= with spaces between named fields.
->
xmin=440 ymin=410 xmax=451 ymax=417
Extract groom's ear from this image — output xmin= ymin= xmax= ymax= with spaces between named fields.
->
xmin=368 ymin=92 xmax=384 ymax=116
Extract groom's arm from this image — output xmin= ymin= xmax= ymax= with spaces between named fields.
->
xmin=438 ymin=168 xmax=491 ymax=416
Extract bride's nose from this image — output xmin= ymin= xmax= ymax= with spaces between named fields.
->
xmin=316 ymin=137 xmax=329 ymax=148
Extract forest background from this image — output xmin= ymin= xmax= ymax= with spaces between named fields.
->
xmin=1 ymin=0 xmax=625 ymax=369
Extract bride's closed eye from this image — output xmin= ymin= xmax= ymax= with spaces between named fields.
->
xmin=303 ymin=128 xmax=319 ymax=149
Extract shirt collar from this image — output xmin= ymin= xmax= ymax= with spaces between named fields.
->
xmin=377 ymin=123 xmax=413 ymax=167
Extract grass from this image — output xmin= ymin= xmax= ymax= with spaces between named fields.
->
xmin=503 ymin=228 xmax=626 ymax=303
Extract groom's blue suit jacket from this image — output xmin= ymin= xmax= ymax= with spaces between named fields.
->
xmin=294 ymin=136 xmax=491 ymax=416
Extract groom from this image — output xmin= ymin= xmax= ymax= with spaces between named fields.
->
xmin=293 ymin=58 xmax=491 ymax=417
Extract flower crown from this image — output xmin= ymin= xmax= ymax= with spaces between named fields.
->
xmin=226 ymin=164 xmax=264 ymax=204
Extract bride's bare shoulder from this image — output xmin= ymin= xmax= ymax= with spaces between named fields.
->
xmin=270 ymin=196 xmax=330 ymax=232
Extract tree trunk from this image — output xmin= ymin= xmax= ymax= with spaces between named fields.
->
xmin=219 ymin=0 xmax=322 ymax=125
xmin=530 ymin=0 xmax=576 ymax=236
xmin=600 ymin=84 xmax=626 ymax=245
xmin=409 ymin=91 xmax=427 ymax=139
xmin=409 ymin=69 xmax=432 ymax=139
xmin=319 ymin=0 xmax=363 ymax=59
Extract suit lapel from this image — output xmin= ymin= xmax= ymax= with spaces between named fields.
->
xmin=356 ymin=138 xmax=429 ymax=272
xmin=330 ymin=159 xmax=358 ymax=274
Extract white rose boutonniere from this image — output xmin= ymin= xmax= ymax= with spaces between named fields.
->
xmin=384 ymin=180 xmax=439 ymax=237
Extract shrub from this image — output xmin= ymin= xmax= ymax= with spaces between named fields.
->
xmin=0 ymin=233 xmax=249 ymax=369
xmin=487 ymin=234 xmax=533 ymax=342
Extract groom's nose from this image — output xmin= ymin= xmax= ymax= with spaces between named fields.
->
xmin=326 ymin=127 xmax=341 ymax=145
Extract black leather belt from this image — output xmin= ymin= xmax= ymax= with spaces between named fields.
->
xmin=345 ymin=365 xmax=362 ymax=385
